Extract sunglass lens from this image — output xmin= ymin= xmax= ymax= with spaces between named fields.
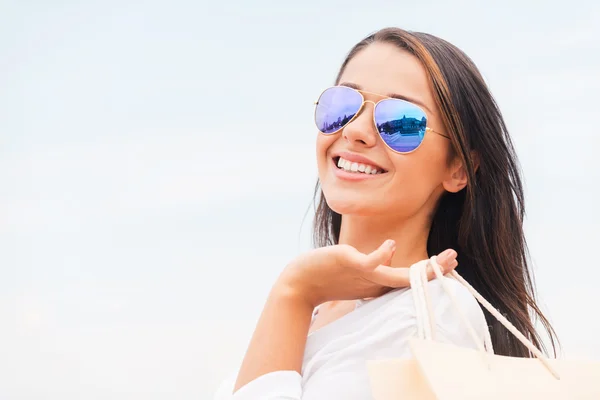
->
xmin=315 ymin=86 xmax=363 ymax=134
xmin=375 ymin=99 xmax=428 ymax=152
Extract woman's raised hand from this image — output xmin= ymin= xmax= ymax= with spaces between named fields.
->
xmin=277 ymin=240 xmax=458 ymax=308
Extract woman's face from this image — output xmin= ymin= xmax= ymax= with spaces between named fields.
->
xmin=316 ymin=42 xmax=461 ymax=220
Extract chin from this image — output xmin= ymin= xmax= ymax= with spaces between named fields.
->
xmin=323 ymin=192 xmax=381 ymax=217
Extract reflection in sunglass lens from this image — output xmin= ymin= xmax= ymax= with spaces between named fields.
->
xmin=374 ymin=99 xmax=427 ymax=153
xmin=315 ymin=86 xmax=363 ymax=134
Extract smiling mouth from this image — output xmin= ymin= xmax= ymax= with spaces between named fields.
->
xmin=333 ymin=156 xmax=387 ymax=174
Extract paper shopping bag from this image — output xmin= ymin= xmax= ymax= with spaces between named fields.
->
xmin=367 ymin=257 xmax=600 ymax=400
xmin=368 ymin=338 xmax=600 ymax=400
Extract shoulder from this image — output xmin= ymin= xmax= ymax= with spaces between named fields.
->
xmin=379 ymin=275 xmax=481 ymax=317
xmin=425 ymin=276 xmax=489 ymax=348
xmin=380 ymin=276 xmax=488 ymax=348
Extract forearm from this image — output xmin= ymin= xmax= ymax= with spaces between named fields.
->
xmin=233 ymin=285 xmax=314 ymax=393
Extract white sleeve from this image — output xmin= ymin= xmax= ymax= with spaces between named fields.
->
xmin=213 ymin=370 xmax=302 ymax=400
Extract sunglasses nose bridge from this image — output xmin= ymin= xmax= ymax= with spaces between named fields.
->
xmin=341 ymin=99 xmax=380 ymax=146
xmin=362 ymin=99 xmax=377 ymax=108
xmin=343 ymin=99 xmax=375 ymax=124
xmin=355 ymin=99 xmax=376 ymax=118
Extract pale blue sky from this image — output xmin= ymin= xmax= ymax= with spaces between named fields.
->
xmin=1 ymin=0 xmax=599 ymax=399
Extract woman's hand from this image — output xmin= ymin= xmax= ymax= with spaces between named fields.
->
xmin=277 ymin=240 xmax=458 ymax=308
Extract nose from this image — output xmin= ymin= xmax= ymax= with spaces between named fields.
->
xmin=342 ymin=100 xmax=379 ymax=148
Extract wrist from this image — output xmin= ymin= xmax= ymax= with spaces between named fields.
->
xmin=270 ymin=281 xmax=317 ymax=313
xmin=274 ymin=262 xmax=321 ymax=309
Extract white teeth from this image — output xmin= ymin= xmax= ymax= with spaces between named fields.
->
xmin=336 ymin=157 xmax=382 ymax=174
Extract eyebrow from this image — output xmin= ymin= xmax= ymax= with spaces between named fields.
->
xmin=339 ymin=82 xmax=433 ymax=114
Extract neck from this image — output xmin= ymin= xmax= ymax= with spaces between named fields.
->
xmin=338 ymin=213 xmax=430 ymax=269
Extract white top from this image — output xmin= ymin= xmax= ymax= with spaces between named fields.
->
xmin=213 ymin=276 xmax=489 ymax=400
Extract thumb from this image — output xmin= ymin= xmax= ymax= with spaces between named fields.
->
xmin=362 ymin=240 xmax=396 ymax=270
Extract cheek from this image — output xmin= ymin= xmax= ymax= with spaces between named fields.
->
xmin=316 ymin=134 xmax=337 ymax=174
xmin=382 ymin=147 xmax=450 ymax=211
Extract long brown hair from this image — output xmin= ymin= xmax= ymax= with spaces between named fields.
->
xmin=313 ymin=27 xmax=558 ymax=357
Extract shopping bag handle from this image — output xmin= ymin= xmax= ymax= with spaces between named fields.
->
xmin=411 ymin=256 xmax=560 ymax=380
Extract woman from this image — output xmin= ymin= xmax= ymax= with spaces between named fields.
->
xmin=214 ymin=27 xmax=558 ymax=399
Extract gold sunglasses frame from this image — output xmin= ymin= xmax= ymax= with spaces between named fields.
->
xmin=314 ymin=86 xmax=450 ymax=154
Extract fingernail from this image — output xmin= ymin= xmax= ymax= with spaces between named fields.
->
xmin=386 ymin=240 xmax=396 ymax=249
xmin=440 ymin=249 xmax=454 ymax=261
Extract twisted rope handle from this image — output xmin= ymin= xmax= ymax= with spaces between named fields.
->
xmin=409 ymin=260 xmax=434 ymax=341
xmin=410 ymin=256 xmax=560 ymax=380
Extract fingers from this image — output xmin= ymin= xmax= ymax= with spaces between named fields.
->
xmin=367 ymin=248 xmax=458 ymax=288
xmin=333 ymin=240 xmax=395 ymax=272
xmin=425 ymin=249 xmax=457 ymax=280
xmin=383 ymin=243 xmax=396 ymax=267
xmin=339 ymin=243 xmax=457 ymax=285
xmin=335 ymin=240 xmax=396 ymax=272
xmin=368 ymin=264 xmax=410 ymax=287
